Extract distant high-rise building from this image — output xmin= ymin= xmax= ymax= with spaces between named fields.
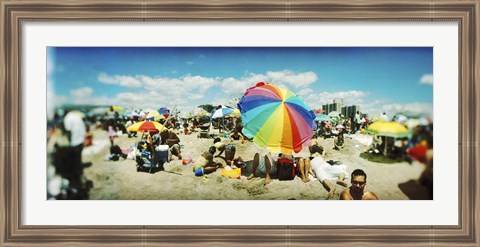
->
xmin=322 ymin=99 xmax=343 ymax=115
xmin=342 ymin=105 xmax=361 ymax=120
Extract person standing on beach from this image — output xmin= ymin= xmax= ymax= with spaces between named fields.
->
xmin=340 ymin=169 xmax=379 ymax=200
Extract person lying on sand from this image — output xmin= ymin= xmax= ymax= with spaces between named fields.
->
xmin=340 ymin=169 xmax=379 ymax=200
xmin=192 ymin=146 xmax=223 ymax=176
xmin=247 ymin=152 xmax=278 ymax=185
xmin=310 ymin=154 xmax=348 ymax=199
xmin=294 ymin=157 xmax=314 ymax=183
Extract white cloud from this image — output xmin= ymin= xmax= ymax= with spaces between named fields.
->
xmin=219 ymin=73 xmax=269 ymax=95
xmin=219 ymin=70 xmax=318 ymax=95
xmin=92 ymin=73 xmax=223 ymax=111
xmin=98 ymin=73 xmax=143 ymax=88
xmin=304 ymin=90 xmax=369 ymax=109
xmin=297 ymin=88 xmax=314 ymax=96
xmin=382 ymin=102 xmax=433 ymax=118
xmin=70 ymin=87 xmax=93 ymax=98
xmin=186 ymin=61 xmax=194 ymax=65
xmin=67 ymin=89 xmax=116 ymax=106
xmin=420 ymin=74 xmax=433 ymax=85
xmin=266 ymin=70 xmax=317 ymax=88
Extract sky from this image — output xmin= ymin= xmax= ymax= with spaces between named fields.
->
xmin=47 ymin=47 xmax=433 ymax=118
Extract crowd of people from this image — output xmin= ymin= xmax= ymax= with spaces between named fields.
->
xmin=47 ymin=106 xmax=433 ymax=200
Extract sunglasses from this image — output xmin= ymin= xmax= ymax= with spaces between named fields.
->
xmin=352 ymin=181 xmax=366 ymax=186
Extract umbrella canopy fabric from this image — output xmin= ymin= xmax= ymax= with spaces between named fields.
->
xmin=211 ymin=106 xmax=235 ymax=119
xmin=315 ymin=113 xmax=333 ymax=122
xmin=158 ymin=107 xmax=170 ymax=118
xmin=328 ymin=111 xmax=341 ymax=117
xmin=145 ymin=110 xmax=165 ymax=121
xmin=237 ymin=82 xmax=316 ymax=154
xmin=367 ymin=121 xmax=412 ymax=138
xmin=226 ymin=108 xmax=241 ymax=118
xmin=314 ymin=109 xmax=324 ymax=114
xmin=127 ymin=121 xmax=166 ymax=133
xmin=111 ymin=106 xmax=124 ymax=111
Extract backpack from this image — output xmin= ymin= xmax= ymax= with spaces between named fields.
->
xmin=276 ymin=158 xmax=295 ymax=180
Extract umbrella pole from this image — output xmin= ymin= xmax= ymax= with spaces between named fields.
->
xmin=384 ymin=137 xmax=388 ymax=156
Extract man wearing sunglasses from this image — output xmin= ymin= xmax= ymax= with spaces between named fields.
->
xmin=340 ymin=169 xmax=379 ymax=200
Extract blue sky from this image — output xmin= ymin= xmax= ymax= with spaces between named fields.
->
xmin=47 ymin=47 xmax=433 ymax=117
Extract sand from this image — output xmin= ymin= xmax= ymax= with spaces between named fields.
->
xmin=80 ymin=127 xmax=430 ymax=200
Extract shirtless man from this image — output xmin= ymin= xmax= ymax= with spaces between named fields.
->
xmin=160 ymin=128 xmax=182 ymax=160
xmin=340 ymin=169 xmax=379 ymax=200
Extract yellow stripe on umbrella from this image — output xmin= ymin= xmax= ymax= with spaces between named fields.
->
xmin=127 ymin=121 xmax=167 ymax=133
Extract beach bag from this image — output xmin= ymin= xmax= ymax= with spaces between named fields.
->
xmin=276 ymin=158 xmax=295 ymax=180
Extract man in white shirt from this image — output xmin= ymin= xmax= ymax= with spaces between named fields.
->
xmin=62 ymin=111 xmax=88 ymax=187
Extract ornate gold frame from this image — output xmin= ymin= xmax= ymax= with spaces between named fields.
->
xmin=1 ymin=0 xmax=479 ymax=246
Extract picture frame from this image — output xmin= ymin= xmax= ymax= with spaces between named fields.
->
xmin=1 ymin=0 xmax=479 ymax=246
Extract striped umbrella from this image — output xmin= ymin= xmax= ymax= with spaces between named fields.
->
xmin=145 ymin=110 xmax=165 ymax=121
xmin=211 ymin=106 xmax=235 ymax=119
xmin=127 ymin=121 xmax=166 ymax=133
xmin=237 ymin=82 xmax=316 ymax=154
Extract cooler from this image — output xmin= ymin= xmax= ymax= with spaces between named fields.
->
xmin=155 ymin=145 xmax=170 ymax=164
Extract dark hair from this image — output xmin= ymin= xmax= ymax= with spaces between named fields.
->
xmin=208 ymin=146 xmax=217 ymax=154
xmin=213 ymin=137 xmax=221 ymax=144
xmin=351 ymin=169 xmax=367 ymax=180
xmin=310 ymin=145 xmax=323 ymax=155
xmin=312 ymin=134 xmax=318 ymax=139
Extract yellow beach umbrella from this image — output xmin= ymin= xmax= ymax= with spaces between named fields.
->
xmin=111 ymin=106 xmax=124 ymax=111
xmin=228 ymin=108 xmax=241 ymax=117
xmin=367 ymin=121 xmax=412 ymax=156
xmin=367 ymin=121 xmax=411 ymax=138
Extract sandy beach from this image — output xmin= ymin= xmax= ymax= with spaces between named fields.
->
xmin=79 ymin=127 xmax=430 ymax=200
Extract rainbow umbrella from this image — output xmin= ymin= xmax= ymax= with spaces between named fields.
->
xmin=237 ymin=82 xmax=316 ymax=154
xmin=127 ymin=121 xmax=166 ymax=133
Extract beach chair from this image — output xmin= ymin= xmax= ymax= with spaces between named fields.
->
xmin=134 ymin=141 xmax=169 ymax=173
xmin=197 ymin=116 xmax=212 ymax=139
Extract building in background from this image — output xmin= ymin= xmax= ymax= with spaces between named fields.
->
xmin=342 ymin=105 xmax=361 ymax=120
xmin=322 ymin=98 xmax=343 ymax=115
